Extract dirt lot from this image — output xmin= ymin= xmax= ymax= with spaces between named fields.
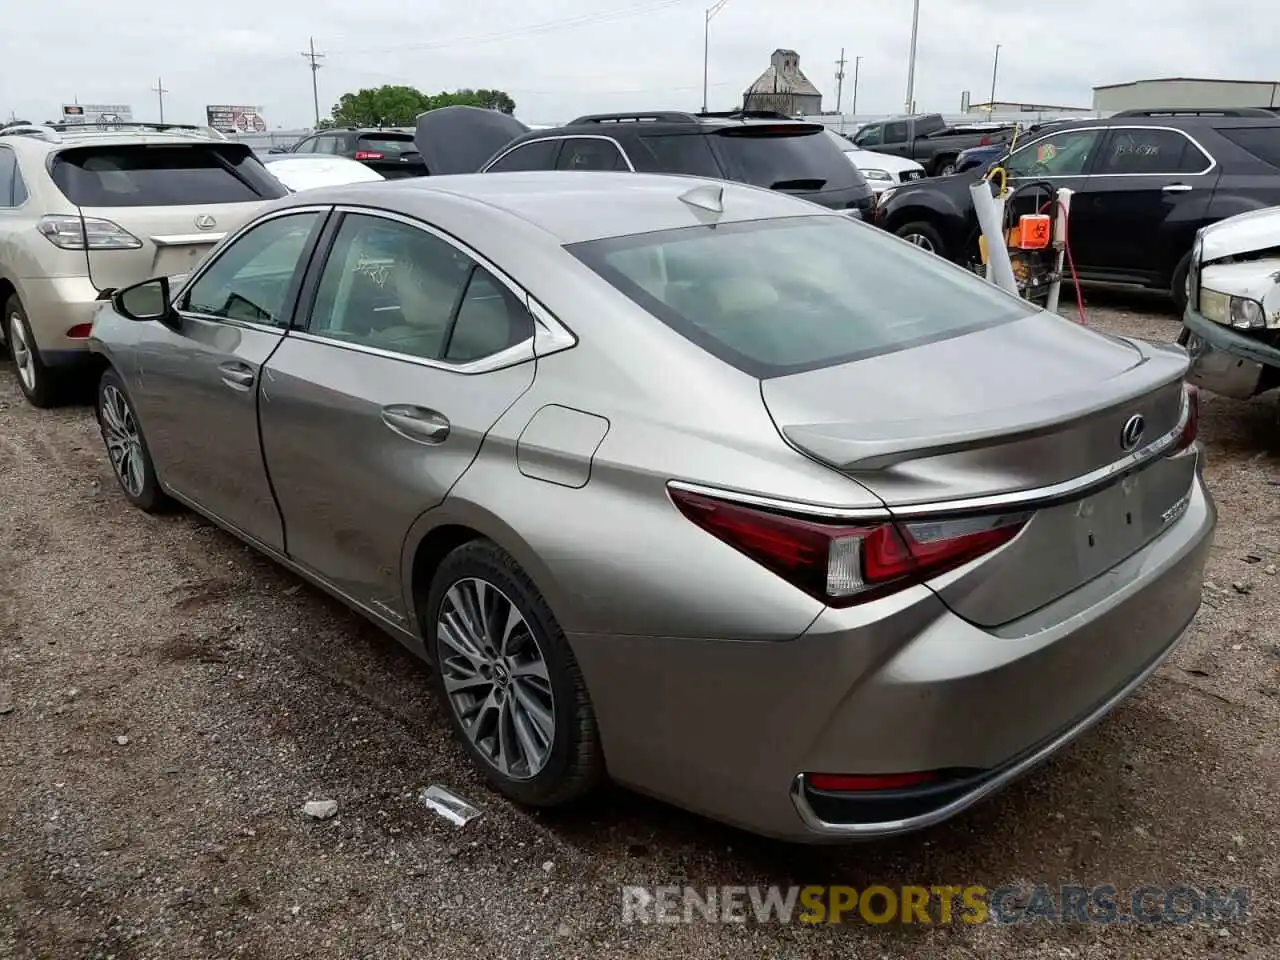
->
xmin=2 ymin=293 xmax=1279 ymax=959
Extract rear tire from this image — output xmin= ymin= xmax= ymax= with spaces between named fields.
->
xmin=932 ymin=156 xmax=957 ymax=177
xmin=895 ymin=221 xmax=948 ymax=259
xmin=96 ymin=368 xmax=170 ymax=513
xmin=6 ymin=296 xmax=65 ymax=408
xmin=426 ymin=540 xmax=605 ymax=808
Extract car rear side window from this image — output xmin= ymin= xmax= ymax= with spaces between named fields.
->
xmin=486 ymin=139 xmax=561 ymax=172
xmin=0 ymin=147 xmax=16 ymax=207
xmin=884 ymin=121 xmax=908 ymax=143
xmin=51 ymin=144 xmax=287 ymax=206
xmin=635 ymin=134 xmax=722 ymax=177
xmin=1093 ymin=128 xmax=1210 ymax=175
xmin=711 ymin=127 xmax=858 ymax=191
xmin=568 ymin=216 xmax=1035 ymax=378
xmin=556 ymin=137 xmax=628 ymax=171
xmin=1216 ymin=126 xmax=1280 ymax=170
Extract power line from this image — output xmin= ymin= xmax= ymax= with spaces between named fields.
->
xmin=336 ymin=0 xmax=692 ymax=56
xmin=301 ymin=37 xmax=326 ymax=127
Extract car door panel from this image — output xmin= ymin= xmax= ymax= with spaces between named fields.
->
xmin=259 ymin=341 xmax=535 ymax=620
xmin=1071 ymin=127 xmax=1220 ymax=281
xmin=130 ymin=209 xmax=328 ymax=549
xmin=257 ymin=209 xmax=539 ymax=621
xmin=1002 ymin=126 xmax=1106 ymax=271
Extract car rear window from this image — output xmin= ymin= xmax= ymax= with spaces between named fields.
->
xmin=357 ymin=134 xmax=417 ymax=155
xmin=1216 ymin=126 xmax=1280 ymax=170
xmin=711 ymin=126 xmax=860 ymax=192
xmin=567 ymin=216 xmax=1035 ymax=378
xmin=51 ymin=144 xmax=286 ymax=207
xmin=635 ymin=134 xmax=723 ymax=177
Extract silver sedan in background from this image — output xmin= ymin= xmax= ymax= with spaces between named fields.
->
xmin=88 ymin=172 xmax=1214 ymax=842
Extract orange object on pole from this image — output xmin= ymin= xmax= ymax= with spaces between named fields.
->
xmin=1016 ymin=214 xmax=1052 ymax=250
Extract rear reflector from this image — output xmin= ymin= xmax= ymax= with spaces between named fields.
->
xmin=668 ymin=488 xmax=1028 ymax=606
xmin=1172 ymin=384 xmax=1199 ymax=453
xmin=65 ymin=323 xmax=93 ymax=339
xmin=808 ymin=772 xmax=939 ymax=792
xmin=354 ymin=150 xmax=384 ymax=160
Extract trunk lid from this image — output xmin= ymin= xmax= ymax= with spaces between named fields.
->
xmin=760 ymin=313 xmax=1194 ymax=625
xmin=49 ymin=140 xmax=285 ymax=292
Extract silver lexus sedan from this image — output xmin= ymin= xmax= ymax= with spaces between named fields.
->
xmin=87 ymin=172 xmax=1214 ymax=842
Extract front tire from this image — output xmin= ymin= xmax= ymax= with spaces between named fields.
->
xmin=6 ymin=296 xmax=65 ymax=408
xmin=1170 ymin=251 xmax=1193 ymax=315
xmin=96 ymin=369 xmax=170 ymax=513
xmin=426 ymin=540 xmax=604 ymax=807
xmin=895 ymin=221 xmax=948 ymax=259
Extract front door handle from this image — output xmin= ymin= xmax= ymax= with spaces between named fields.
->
xmin=217 ymin=361 xmax=255 ymax=390
xmin=381 ymin=405 xmax=450 ymax=444
xmin=1162 ymin=184 xmax=1193 ymax=194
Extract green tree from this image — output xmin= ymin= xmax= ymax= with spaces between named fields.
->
xmin=329 ymin=85 xmax=431 ymax=127
xmin=327 ymin=85 xmax=518 ymax=128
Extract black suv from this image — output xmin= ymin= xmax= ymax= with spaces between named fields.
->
xmin=874 ymin=114 xmax=1280 ymax=310
xmin=478 ymin=110 xmax=876 ymax=219
xmin=282 ymin=127 xmax=427 ymax=179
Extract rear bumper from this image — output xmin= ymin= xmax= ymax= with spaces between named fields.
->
xmin=569 ymin=472 xmax=1215 ymax=843
xmin=12 ymin=276 xmax=105 ymax=357
xmin=1182 ymin=307 xmax=1280 ymax=400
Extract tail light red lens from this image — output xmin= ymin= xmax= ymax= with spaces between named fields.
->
xmin=808 ymin=772 xmax=939 ymax=792
xmin=1172 ymin=383 xmax=1199 ymax=453
xmin=354 ymin=150 xmax=384 ymax=160
xmin=668 ymin=488 xmax=1028 ymax=607
xmin=65 ymin=323 xmax=93 ymax=339
xmin=979 ymin=136 xmax=992 ymax=146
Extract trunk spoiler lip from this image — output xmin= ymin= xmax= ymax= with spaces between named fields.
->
xmin=671 ymin=384 xmax=1192 ymax=527
xmin=777 ymin=336 xmax=1188 ymax=473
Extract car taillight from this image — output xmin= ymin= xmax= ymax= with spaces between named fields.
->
xmin=65 ymin=323 xmax=93 ymax=339
xmin=1172 ymin=383 xmax=1199 ymax=453
xmin=808 ymin=772 xmax=940 ymax=792
xmin=979 ymin=136 xmax=992 ymax=146
xmin=37 ymin=215 xmax=142 ymax=251
xmin=668 ymin=488 xmax=1029 ymax=606
xmin=354 ymin=150 xmax=384 ymax=160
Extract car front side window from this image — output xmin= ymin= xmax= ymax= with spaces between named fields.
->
xmin=181 ymin=212 xmax=323 ymax=326
xmin=1003 ymin=129 xmax=1103 ymax=177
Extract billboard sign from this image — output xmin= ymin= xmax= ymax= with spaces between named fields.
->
xmin=206 ymin=105 xmax=268 ymax=133
xmin=62 ymin=104 xmax=134 ymax=126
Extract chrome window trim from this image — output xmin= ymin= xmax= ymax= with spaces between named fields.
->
xmin=480 ymin=134 xmax=636 ymax=173
xmin=1003 ymin=124 xmax=1218 ymax=179
xmin=171 ymin=204 xmax=332 ymax=302
xmin=299 ymin=204 xmax=577 ymax=372
xmin=666 ymin=388 xmax=1190 ymax=520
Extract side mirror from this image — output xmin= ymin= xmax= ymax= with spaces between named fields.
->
xmin=112 ymin=277 xmax=178 ymax=327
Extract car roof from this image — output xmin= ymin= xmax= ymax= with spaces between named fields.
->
xmin=509 ymin=112 xmax=822 ymax=142
xmin=0 ymin=125 xmax=236 ymax=156
xmin=274 ymin=171 xmax=836 ymax=244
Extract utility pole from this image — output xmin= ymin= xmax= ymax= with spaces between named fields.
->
xmin=835 ymin=49 xmax=847 ymax=113
xmin=702 ymin=0 xmax=730 ymax=113
xmin=301 ymin=37 xmax=326 ymax=128
xmin=151 ymin=77 xmax=168 ymax=123
xmin=851 ymin=55 xmax=862 ymax=117
xmin=988 ymin=43 xmax=1002 ymax=115
xmin=904 ymin=0 xmax=920 ymax=114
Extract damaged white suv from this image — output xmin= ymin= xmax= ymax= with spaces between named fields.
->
xmin=0 ymin=122 xmax=287 ymax=407
xmin=1181 ymin=207 xmax=1280 ymax=401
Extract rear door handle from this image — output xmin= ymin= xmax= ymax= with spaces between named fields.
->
xmin=217 ymin=361 xmax=255 ymax=390
xmin=381 ymin=405 xmax=450 ymax=444
xmin=1162 ymin=184 xmax=1193 ymax=193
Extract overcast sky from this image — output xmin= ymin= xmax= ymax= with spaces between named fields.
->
xmin=2 ymin=0 xmax=1271 ymax=129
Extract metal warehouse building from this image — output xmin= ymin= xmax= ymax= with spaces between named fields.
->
xmin=1093 ymin=77 xmax=1280 ymax=113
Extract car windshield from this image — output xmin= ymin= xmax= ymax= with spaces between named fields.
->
xmin=712 ymin=127 xmax=859 ymax=191
xmin=568 ymin=215 xmax=1036 ymax=377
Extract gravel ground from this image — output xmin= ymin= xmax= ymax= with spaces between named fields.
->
xmin=2 ymin=291 xmax=1279 ymax=959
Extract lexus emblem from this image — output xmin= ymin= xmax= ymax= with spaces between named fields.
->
xmin=1120 ymin=414 xmax=1146 ymax=451
xmin=193 ymin=214 xmax=217 ymax=231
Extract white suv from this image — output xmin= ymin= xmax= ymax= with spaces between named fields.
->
xmin=0 ymin=123 xmax=288 ymax=406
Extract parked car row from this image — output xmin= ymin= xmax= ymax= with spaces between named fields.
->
xmin=874 ymin=112 xmax=1280 ymax=312
xmin=0 ymin=109 xmax=1220 ymax=844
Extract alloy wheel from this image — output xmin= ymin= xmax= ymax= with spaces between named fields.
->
xmin=100 ymin=385 xmax=146 ymax=498
xmin=903 ymin=233 xmax=936 ymax=253
xmin=437 ymin=577 xmax=556 ymax=781
xmin=9 ymin=312 xmax=36 ymax=392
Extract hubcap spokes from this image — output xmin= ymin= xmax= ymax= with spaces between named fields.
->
xmin=100 ymin=385 xmax=145 ymax=497
xmin=906 ymin=234 xmax=933 ymax=252
xmin=9 ymin=314 xmax=35 ymax=391
xmin=437 ymin=577 xmax=555 ymax=780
